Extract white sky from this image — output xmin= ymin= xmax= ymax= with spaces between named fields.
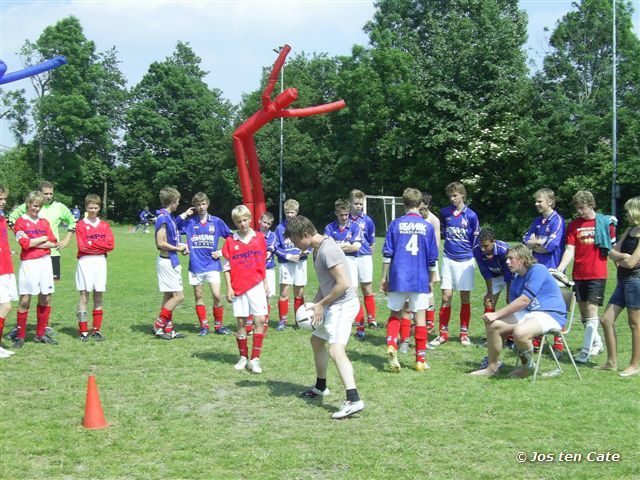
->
xmin=1 ymin=0 xmax=639 ymax=148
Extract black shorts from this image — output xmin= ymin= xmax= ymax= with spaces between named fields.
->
xmin=573 ymin=279 xmax=606 ymax=306
xmin=51 ymin=256 xmax=61 ymax=280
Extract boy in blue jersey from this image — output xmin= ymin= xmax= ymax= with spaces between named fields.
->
xmin=471 ymin=245 xmax=567 ymax=378
xmin=474 ymin=228 xmax=512 ymax=313
xmin=274 ymin=199 xmax=309 ymax=331
xmin=325 ymin=199 xmax=363 ymax=339
xmin=522 ymin=188 xmax=565 ymax=358
xmin=135 ymin=207 xmax=155 ymax=234
xmin=259 ymin=212 xmax=277 ymax=333
xmin=431 ymin=182 xmax=479 ymax=347
xmin=349 ymin=190 xmax=378 ymax=329
xmin=381 ymin=188 xmax=438 ymax=372
xmin=176 ymin=192 xmax=232 ymax=336
xmin=153 ymin=188 xmax=188 ymax=340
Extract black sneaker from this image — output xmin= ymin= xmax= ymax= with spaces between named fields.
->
xmin=44 ymin=326 xmax=56 ymax=336
xmin=92 ymin=331 xmax=105 ymax=342
xmin=161 ymin=331 xmax=185 ymax=340
xmin=79 ymin=334 xmax=89 ymax=342
xmin=214 ymin=327 xmax=231 ymax=335
xmin=34 ymin=335 xmax=58 ymax=345
xmin=367 ymin=321 xmax=379 ymax=329
xmin=13 ymin=338 xmax=25 ymax=349
xmin=6 ymin=328 xmax=18 ymax=341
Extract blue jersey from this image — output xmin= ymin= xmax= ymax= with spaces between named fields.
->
xmin=176 ymin=215 xmax=231 ymax=273
xmin=140 ymin=209 xmax=152 ymax=222
xmin=348 ymin=212 xmax=375 ymax=256
xmin=473 ymin=240 xmax=512 ymax=282
xmin=509 ymin=264 xmax=566 ymax=328
xmin=274 ymin=220 xmax=310 ymax=263
xmin=155 ymin=209 xmax=180 ymax=268
xmin=71 ymin=207 xmax=81 ymax=221
xmin=382 ymin=212 xmax=438 ymax=293
xmin=522 ymin=210 xmax=565 ymax=268
xmin=264 ymin=229 xmax=277 ymax=269
xmin=440 ymin=205 xmax=479 ymax=261
xmin=324 ymin=219 xmax=362 ymax=257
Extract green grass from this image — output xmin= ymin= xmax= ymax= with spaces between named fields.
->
xmin=1 ymin=226 xmax=638 ymax=479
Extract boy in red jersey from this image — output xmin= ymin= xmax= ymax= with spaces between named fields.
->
xmin=75 ymin=194 xmax=115 ymax=341
xmin=223 ymin=205 xmax=269 ymax=374
xmin=11 ymin=191 xmax=58 ymax=347
xmin=0 ymin=185 xmax=17 ymax=358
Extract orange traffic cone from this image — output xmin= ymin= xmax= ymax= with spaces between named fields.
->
xmin=83 ymin=375 xmax=109 ymax=429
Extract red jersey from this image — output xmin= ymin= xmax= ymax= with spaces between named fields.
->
xmin=13 ymin=216 xmax=57 ymax=261
xmin=566 ymin=217 xmax=615 ymax=280
xmin=0 ymin=215 xmax=13 ymax=275
xmin=222 ymin=230 xmax=266 ymax=295
xmin=76 ymin=218 xmax=115 ymax=258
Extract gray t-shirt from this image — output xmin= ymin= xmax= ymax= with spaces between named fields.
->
xmin=314 ymin=236 xmax=356 ymax=305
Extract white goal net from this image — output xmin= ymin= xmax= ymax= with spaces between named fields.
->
xmin=364 ymin=195 xmax=406 ymax=234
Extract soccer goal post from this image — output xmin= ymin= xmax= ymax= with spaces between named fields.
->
xmin=364 ymin=195 xmax=406 ymax=234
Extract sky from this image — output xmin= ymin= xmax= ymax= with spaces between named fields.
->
xmin=1 ymin=0 xmax=639 ymax=148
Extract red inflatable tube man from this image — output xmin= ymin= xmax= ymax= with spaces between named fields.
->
xmin=233 ymin=44 xmax=346 ymax=228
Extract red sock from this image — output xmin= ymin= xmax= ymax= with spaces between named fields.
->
xmin=17 ymin=311 xmax=28 ymax=339
xmin=294 ymin=296 xmax=304 ymax=314
xmin=484 ymin=306 xmax=495 ymax=313
xmin=213 ymin=306 xmax=224 ymax=329
xmin=236 ymin=336 xmax=248 ymax=358
xmin=426 ymin=309 xmax=435 ymax=332
xmin=195 ymin=305 xmax=208 ymax=327
xmin=386 ymin=316 xmax=401 ymax=348
xmin=159 ymin=307 xmax=172 ymax=323
xmin=77 ymin=311 xmax=88 ymax=335
xmin=0 ymin=316 xmax=4 ymax=338
xmin=251 ymin=333 xmax=264 ymax=359
xmin=438 ymin=306 xmax=451 ymax=337
xmin=364 ymin=294 xmax=376 ymax=322
xmin=460 ymin=303 xmax=471 ymax=334
xmin=400 ymin=317 xmax=412 ymax=342
xmin=164 ymin=320 xmax=174 ymax=334
xmin=553 ymin=335 xmax=564 ymax=351
xmin=278 ymin=299 xmax=288 ymax=322
xmin=92 ymin=309 xmax=104 ymax=332
xmin=355 ymin=306 xmax=365 ymax=332
xmin=246 ymin=315 xmax=254 ymax=334
xmin=36 ymin=305 xmax=50 ymax=337
xmin=415 ymin=325 xmax=428 ymax=363
xmin=533 ymin=336 xmax=541 ymax=348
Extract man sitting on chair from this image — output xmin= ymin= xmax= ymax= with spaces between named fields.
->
xmin=471 ymin=244 xmax=567 ymax=378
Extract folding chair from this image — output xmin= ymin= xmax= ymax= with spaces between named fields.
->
xmin=531 ymin=274 xmax=583 ymax=384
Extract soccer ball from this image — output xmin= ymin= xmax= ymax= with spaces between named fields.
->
xmin=295 ymin=303 xmax=317 ymax=330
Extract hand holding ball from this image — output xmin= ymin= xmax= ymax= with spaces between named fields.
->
xmin=295 ymin=303 xmax=320 ymax=330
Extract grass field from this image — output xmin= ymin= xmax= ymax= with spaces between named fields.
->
xmin=1 ymin=226 xmax=638 ymax=480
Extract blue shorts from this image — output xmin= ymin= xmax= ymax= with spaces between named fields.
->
xmin=608 ymin=277 xmax=640 ymax=310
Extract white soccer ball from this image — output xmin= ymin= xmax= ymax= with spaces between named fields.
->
xmin=295 ymin=303 xmax=317 ymax=330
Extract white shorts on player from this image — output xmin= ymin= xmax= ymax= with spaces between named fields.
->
xmin=387 ymin=291 xmax=430 ymax=313
xmin=354 ymin=255 xmax=373 ymax=284
xmin=431 ymin=259 xmax=441 ymax=283
xmin=76 ymin=255 xmax=107 ymax=292
xmin=266 ymin=268 xmax=276 ymax=298
xmin=279 ymin=261 xmax=307 ymax=286
xmin=18 ymin=256 xmax=55 ymax=296
xmin=440 ymin=256 xmax=475 ymax=291
xmin=488 ymin=275 xmax=508 ymax=296
xmin=511 ymin=310 xmax=562 ymax=334
xmin=0 ymin=273 xmax=18 ymax=303
xmin=312 ymin=296 xmax=359 ymax=345
xmin=188 ymin=270 xmax=220 ymax=286
xmin=157 ymin=257 xmax=183 ymax=293
xmin=232 ymin=282 xmax=268 ymax=318
xmin=345 ymin=256 xmax=358 ymax=288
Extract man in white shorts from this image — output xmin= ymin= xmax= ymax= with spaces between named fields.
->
xmin=285 ymin=215 xmax=364 ymax=420
xmin=0 ymin=185 xmax=18 ymax=358
xmin=471 ymin=245 xmax=567 ymax=378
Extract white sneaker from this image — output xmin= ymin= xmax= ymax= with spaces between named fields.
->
xmin=398 ymin=340 xmax=410 ymax=354
xmin=248 ymin=358 xmax=262 ymax=374
xmin=234 ymin=356 xmax=248 ymax=370
xmin=590 ymin=341 xmax=604 ymax=356
xmin=300 ymin=386 xmax=330 ymax=398
xmin=460 ymin=334 xmax=472 ymax=346
xmin=429 ymin=335 xmax=448 ymax=347
xmin=331 ymin=400 xmax=365 ymax=419
xmin=0 ymin=346 xmax=15 ymax=358
xmin=575 ymin=350 xmax=590 ymax=364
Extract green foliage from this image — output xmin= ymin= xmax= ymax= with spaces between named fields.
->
xmin=0 ymin=146 xmax=37 ymax=204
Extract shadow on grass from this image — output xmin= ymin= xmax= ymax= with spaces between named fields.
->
xmin=129 ymin=322 xmax=198 ymax=335
xmin=192 ymin=351 xmax=238 ymax=364
xmin=58 ymin=326 xmax=78 ymax=339
xmin=236 ymin=379 xmax=336 ymax=413
xmin=349 ymin=350 xmax=387 ymax=371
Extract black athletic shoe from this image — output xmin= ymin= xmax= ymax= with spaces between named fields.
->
xmin=6 ymin=328 xmax=18 ymax=341
xmin=79 ymin=334 xmax=89 ymax=342
xmin=161 ymin=331 xmax=185 ymax=340
xmin=34 ymin=335 xmax=58 ymax=345
xmin=92 ymin=331 xmax=105 ymax=342
xmin=13 ymin=338 xmax=25 ymax=349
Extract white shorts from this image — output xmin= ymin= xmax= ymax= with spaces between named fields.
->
xmin=440 ymin=256 xmax=475 ymax=291
xmin=387 ymin=291 xmax=430 ymax=313
xmin=489 ymin=276 xmax=507 ymax=296
xmin=0 ymin=273 xmax=18 ymax=303
xmin=76 ymin=255 xmax=107 ymax=292
xmin=312 ymin=296 xmax=359 ymax=345
xmin=513 ymin=310 xmax=562 ymax=334
xmin=346 ymin=256 xmax=358 ymax=288
xmin=157 ymin=257 xmax=183 ymax=293
xmin=354 ymin=255 xmax=373 ymax=284
xmin=266 ymin=268 xmax=276 ymax=298
xmin=431 ymin=260 xmax=440 ymax=283
xmin=18 ymin=256 xmax=55 ymax=296
xmin=188 ymin=270 xmax=221 ymax=286
xmin=279 ymin=260 xmax=307 ymax=286
xmin=232 ymin=282 xmax=268 ymax=317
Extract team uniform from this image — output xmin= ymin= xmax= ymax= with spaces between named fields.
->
xmin=75 ymin=217 xmax=115 ymax=338
xmin=382 ymin=212 xmax=438 ymax=365
xmin=176 ymin=214 xmax=231 ymax=332
xmin=13 ymin=216 xmax=56 ymax=341
xmin=135 ymin=209 xmax=153 ymax=233
xmin=473 ymin=240 xmax=512 ymax=296
xmin=0 ymin=212 xmax=18 ymax=341
xmin=71 ymin=207 xmax=81 ymax=221
xmin=264 ymin=229 xmax=277 ymax=298
xmin=274 ymin=219 xmax=309 ymax=324
xmin=349 ymin=211 xmax=377 ymax=325
xmin=523 ymin=210 xmax=565 ymax=268
xmin=9 ymin=201 xmax=76 ymax=280
xmin=222 ymin=230 xmax=268 ymax=371
xmin=436 ymin=204 xmax=479 ymax=342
